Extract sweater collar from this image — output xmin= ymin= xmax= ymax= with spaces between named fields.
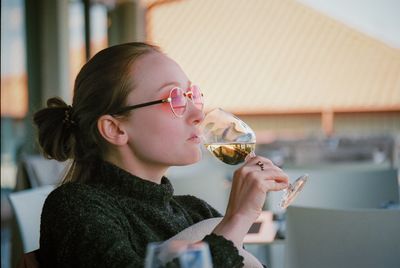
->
xmin=93 ymin=161 xmax=174 ymax=206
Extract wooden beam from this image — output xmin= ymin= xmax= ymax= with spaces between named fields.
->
xmin=322 ymin=109 xmax=334 ymax=137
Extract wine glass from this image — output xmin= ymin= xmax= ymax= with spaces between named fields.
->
xmin=200 ymin=108 xmax=308 ymax=209
xmin=145 ymin=240 xmax=212 ymax=268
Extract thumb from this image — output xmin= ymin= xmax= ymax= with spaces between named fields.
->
xmin=245 ymin=151 xmax=256 ymax=162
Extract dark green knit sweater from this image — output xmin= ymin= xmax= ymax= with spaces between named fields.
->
xmin=39 ymin=161 xmax=244 ymax=267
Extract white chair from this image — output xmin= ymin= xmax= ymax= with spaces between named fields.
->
xmin=9 ymin=185 xmax=55 ymax=253
xmin=285 ymin=206 xmax=400 ymax=268
xmin=16 ymin=154 xmax=67 ymax=189
xmin=267 ymin=168 xmax=399 ymax=211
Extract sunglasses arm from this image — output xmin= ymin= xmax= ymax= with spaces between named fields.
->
xmin=111 ymin=98 xmax=171 ymax=115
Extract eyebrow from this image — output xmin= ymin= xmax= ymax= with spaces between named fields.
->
xmin=157 ymin=81 xmax=192 ymax=91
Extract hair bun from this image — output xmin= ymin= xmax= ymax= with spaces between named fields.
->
xmin=47 ymin=97 xmax=68 ymax=108
xmin=47 ymin=98 xmax=76 ymax=128
xmin=33 ymin=97 xmax=76 ymax=161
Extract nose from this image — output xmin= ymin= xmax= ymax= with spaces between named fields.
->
xmin=186 ymin=101 xmax=204 ymax=125
xmin=185 ymin=91 xmax=193 ymax=100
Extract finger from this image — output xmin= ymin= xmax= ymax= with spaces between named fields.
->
xmin=238 ymin=161 xmax=285 ymax=181
xmin=252 ymin=169 xmax=289 ymax=184
xmin=264 ymin=170 xmax=289 ymax=183
xmin=244 ymin=156 xmax=273 ymax=167
xmin=266 ymin=175 xmax=289 ymax=184
xmin=263 ymin=180 xmax=289 ymax=191
xmin=237 ymin=164 xmax=264 ymax=175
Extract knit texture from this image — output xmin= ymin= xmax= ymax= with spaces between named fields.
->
xmin=39 ymin=161 xmax=244 ymax=267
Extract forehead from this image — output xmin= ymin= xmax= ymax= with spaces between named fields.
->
xmin=132 ymin=52 xmax=189 ymax=95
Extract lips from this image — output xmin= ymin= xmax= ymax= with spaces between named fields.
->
xmin=188 ymin=134 xmax=201 ymax=143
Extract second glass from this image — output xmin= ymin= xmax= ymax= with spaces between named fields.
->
xmin=200 ymin=108 xmax=307 ymax=209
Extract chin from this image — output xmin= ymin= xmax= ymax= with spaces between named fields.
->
xmin=178 ymin=149 xmax=202 ymax=166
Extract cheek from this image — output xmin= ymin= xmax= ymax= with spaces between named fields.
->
xmin=156 ymin=122 xmax=183 ymax=145
xmin=132 ymin=122 xmax=185 ymax=160
xmin=128 ymin=117 xmax=201 ymax=165
xmin=160 ymin=103 xmax=172 ymax=114
xmin=133 ymin=117 xmax=183 ymax=147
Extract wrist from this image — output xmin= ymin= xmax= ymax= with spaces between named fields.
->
xmin=212 ymin=213 xmax=253 ymax=248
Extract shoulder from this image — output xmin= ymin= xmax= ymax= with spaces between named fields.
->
xmin=40 ymin=182 xmax=126 ymax=244
xmin=42 ymin=182 xmax=119 ymax=221
xmin=46 ymin=182 xmax=104 ymax=205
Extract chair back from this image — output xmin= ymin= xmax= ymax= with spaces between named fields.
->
xmin=9 ymin=185 xmax=55 ymax=253
xmin=285 ymin=206 xmax=400 ymax=268
xmin=16 ymin=154 xmax=66 ymax=189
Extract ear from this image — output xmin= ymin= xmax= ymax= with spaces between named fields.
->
xmin=97 ymin=115 xmax=128 ymax=146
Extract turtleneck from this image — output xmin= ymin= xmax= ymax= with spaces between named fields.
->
xmin=39 ymin=160 xmax=245 ymax=267
xmin=92 ymin=161 xmax=174 ymax=207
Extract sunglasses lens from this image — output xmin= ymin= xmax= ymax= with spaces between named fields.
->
xmin=170 ymin=87 xmax=186 ymax=116
xmin=191 ymin=85 xmax=204 ymax=110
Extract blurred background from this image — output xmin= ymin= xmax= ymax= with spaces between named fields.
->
xmin=1 ymin=0 xmax=399 ymax=267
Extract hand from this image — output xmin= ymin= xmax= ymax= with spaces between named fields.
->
xmin=227 ymin=156 xmax=289 ymax=220
xmin=213 ymin=155 xmax=288 ymax=247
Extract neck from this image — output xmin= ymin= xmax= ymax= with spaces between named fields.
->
xmin=105 ymin=152 xmax=168 ymax=184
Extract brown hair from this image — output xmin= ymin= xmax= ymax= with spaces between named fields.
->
xmin=33 ymin=42 xmax=161 ymax=183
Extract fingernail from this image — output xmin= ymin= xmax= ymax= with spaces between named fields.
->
xmin=245 ymin=151 xmax=256 ymax=161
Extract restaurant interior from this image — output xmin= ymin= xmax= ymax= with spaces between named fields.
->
xmin=1 ymin=0 xmax=399 ymax=267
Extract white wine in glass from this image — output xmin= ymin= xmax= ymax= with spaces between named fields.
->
xmin=200 ymin=108 xmax=307 ymax=209
xmin=204 ymin=143 xmax=256 ymax=165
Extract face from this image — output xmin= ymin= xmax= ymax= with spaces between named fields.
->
xmin=121 ymin=52 xmax=205 ymax=167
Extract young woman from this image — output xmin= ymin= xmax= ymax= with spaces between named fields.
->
xmin=34 ymin=42 xmax=288 ymax=267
